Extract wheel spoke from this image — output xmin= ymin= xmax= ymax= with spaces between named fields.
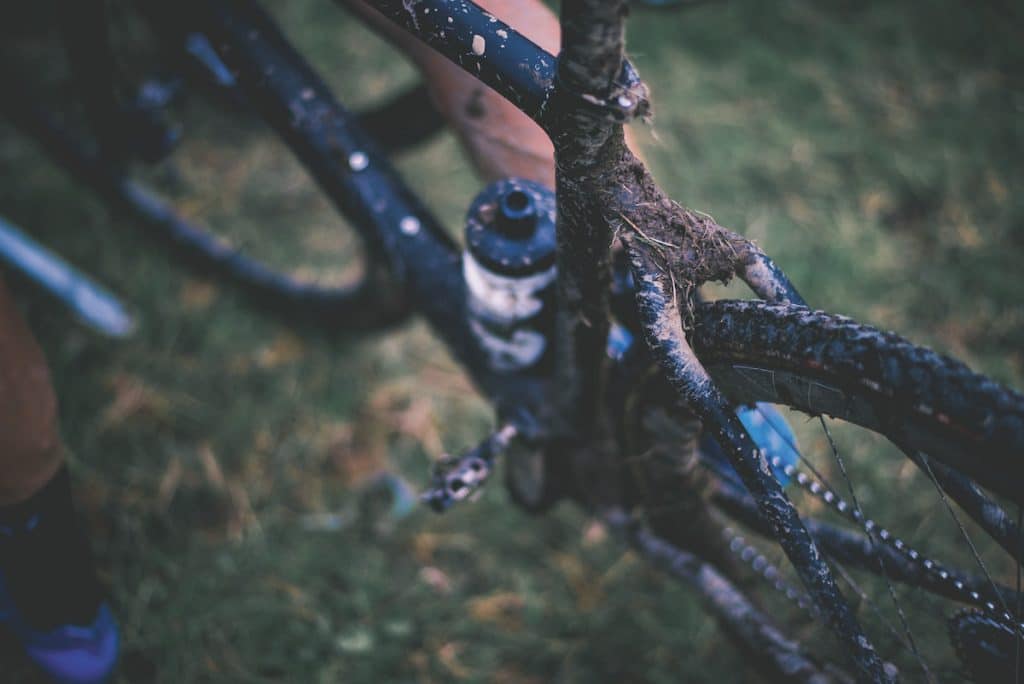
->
xmin=817 ymin=416 xmax=933 ymax=682
xmin=1016 ymin=503 xmax=1022 ymax=683
xmin=715 ymin=480 xmax=1019 ymax=608
xmin=752 ymin=404 xmax=837 ymax=494
xmin=831 ymin=561 xmax=916 ymax=662
xmin=723 ymin=527 xmax=817 ymax=618
xmin=905 ymin=455 xmax=1024 ymax=564
xmin=918 ymin=453 xmax=1012 ymax=618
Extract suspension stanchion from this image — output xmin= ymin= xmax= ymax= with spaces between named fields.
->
xmin=463 ymin=179 xmax=557 ymax=375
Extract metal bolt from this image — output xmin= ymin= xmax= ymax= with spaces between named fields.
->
xmin=348 ymin=151 xmax=369 ymax=172
xmin=400 ymin=216 xmax=421 ymax=236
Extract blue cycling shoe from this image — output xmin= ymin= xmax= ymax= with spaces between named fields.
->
xmin=700 ymin=402 xmax=800 ymax=489
xmin=0 ymin=572 xmax=119 ymax=684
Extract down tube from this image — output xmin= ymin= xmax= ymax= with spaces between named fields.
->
xmin=189 ymin=0 xmax=546 ymax=410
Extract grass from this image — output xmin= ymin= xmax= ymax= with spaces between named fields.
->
xmin=0 ymin=0 xmax=1022 ymax=681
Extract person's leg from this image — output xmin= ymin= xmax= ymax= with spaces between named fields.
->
xmin=0 ymin=277 xmax=64 ymax=506
xmin=0 ymin=276 xmax=117 ymax=683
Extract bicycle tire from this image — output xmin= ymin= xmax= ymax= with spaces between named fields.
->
xmin=691 ymin=301 xmax=1024 ymax=505
xmin=679 ymin=299 xmax=1024 ymax=678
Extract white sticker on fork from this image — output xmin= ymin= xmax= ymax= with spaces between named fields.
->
xmin=462 ymin=251 xmax=555 ymax=322
xmin=469 ymin=318 xmax=547 ymax=372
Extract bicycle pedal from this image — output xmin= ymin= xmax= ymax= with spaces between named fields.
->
xmin=422 ymin=453 xmax=493 ymax=512
xmin=421 ymin=426 xmax=516 ymax=513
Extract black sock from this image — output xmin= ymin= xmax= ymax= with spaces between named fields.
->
xmin=0 ymin=467 xmax=104 ymax=630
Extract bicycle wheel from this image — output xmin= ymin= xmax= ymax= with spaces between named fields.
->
xmin=631 ymin=300 xmax=1024 ymax=680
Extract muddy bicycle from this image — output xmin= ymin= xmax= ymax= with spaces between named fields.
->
xmin=2 ymin=0 xmax=1023 ymax=681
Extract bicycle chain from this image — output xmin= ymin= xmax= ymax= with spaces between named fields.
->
xmin=722 ymin=527 xmax=819 ymax=619
xmin=771 ymin=454 xmax=1024 ymax=635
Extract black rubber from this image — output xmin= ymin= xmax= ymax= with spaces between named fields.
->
xmin=680 ymin=300 xmax=1024 ymax=677
xmin=689 ymin=301 xmax=1024 ymax=505
xmin=949 ymin=610 xmax=1023 ymax=681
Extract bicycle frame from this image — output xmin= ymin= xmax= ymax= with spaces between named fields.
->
xmin=352 ymin=2 xmax=887 ymax=679
xmin=1 ymin=0 xmax=901 ymax=679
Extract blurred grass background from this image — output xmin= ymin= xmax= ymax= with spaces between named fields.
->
xmin=0 ymin=0 xmax=1022 ymax=681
